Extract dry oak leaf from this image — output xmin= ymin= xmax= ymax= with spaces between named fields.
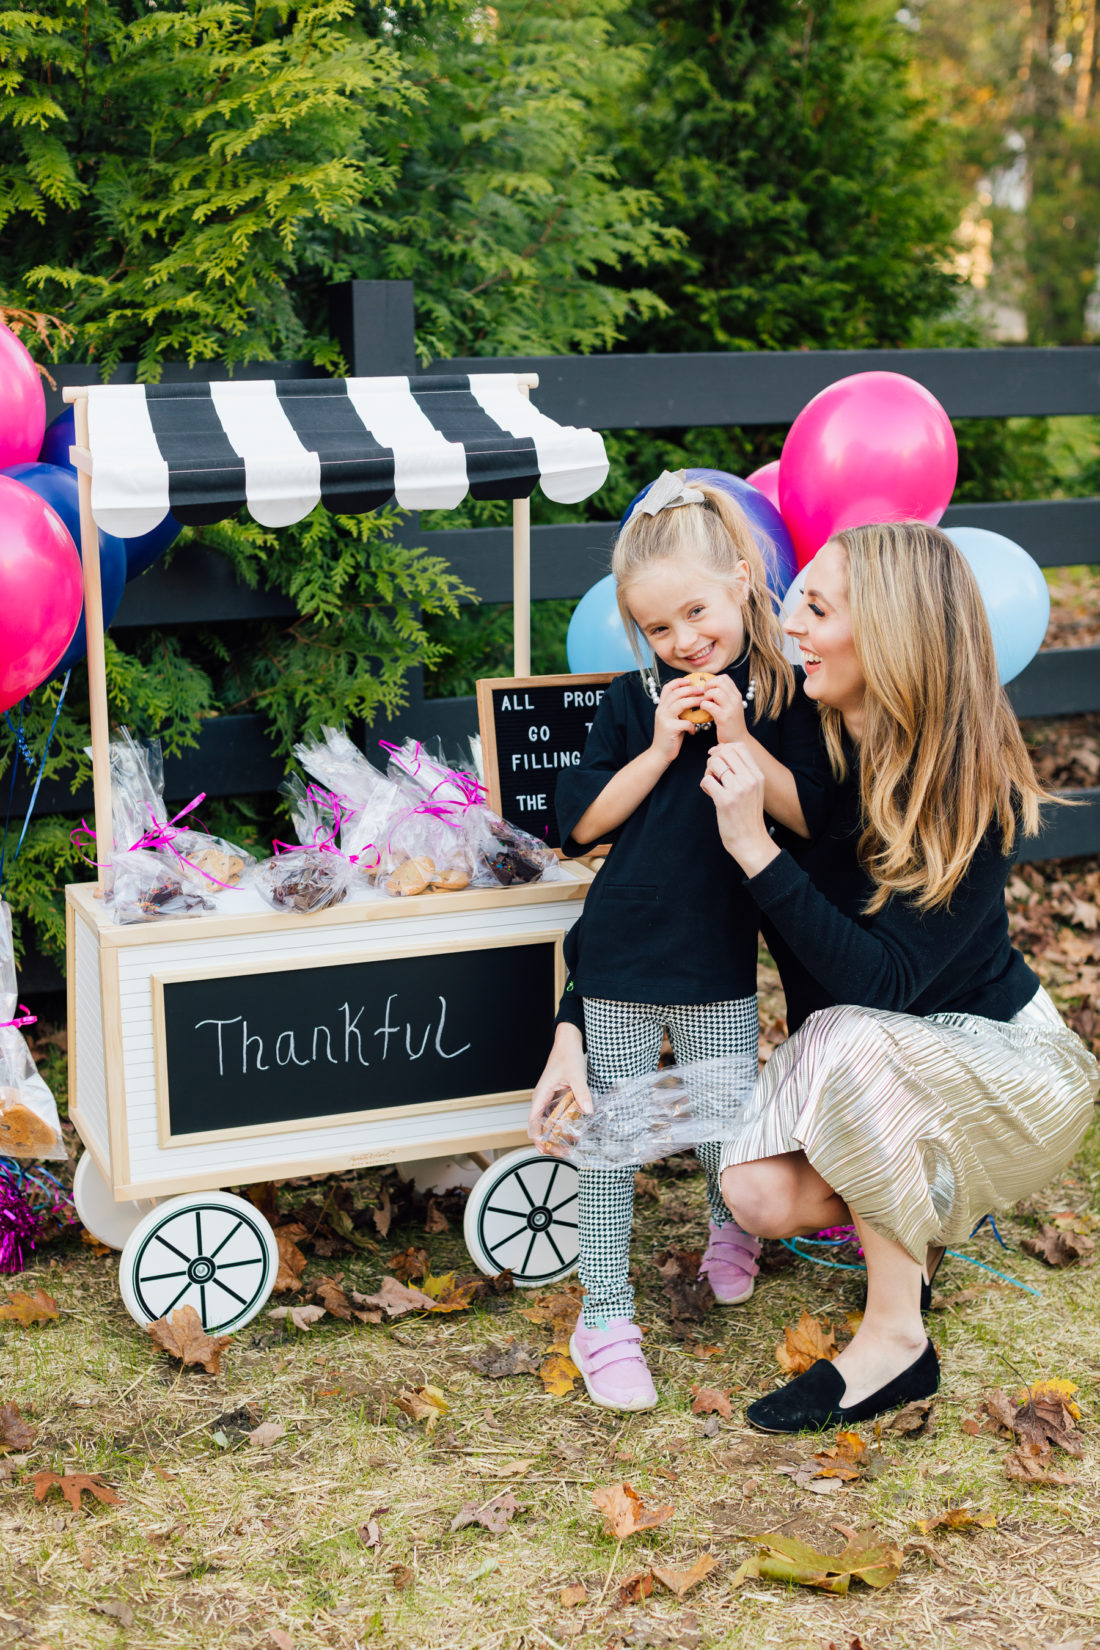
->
xmin=312 ymin=1276 xmax=352 ymax=1320
xmin=450 ymin=1490 xmax=523 ymax=1535
xmin=690 ymin=1386 xmax=733 ymax=1420
xmin=0 ymin=1402 xmax=36 ymax=1453
xmin=1021 ymin=1225 xmax=1095 ymax=1267
xmin=351 ymin=1277 xmax=437 ymax=1320
xmin=469 ymin=1338 xmax=542 ymax=1379
xmin=33 ymin=1471 xmax=121 ymax=1512
xmin=247 ymin=1422 xmax=286 ymax=1450
xmin=730 ymin=1528 xmax=903 ymax=1595
xmin=395 ymin=1385 xmax=448 ymax=1432
xmin=591 ymin=1482 xmax=674 ymax=1540
xmin=0 ymin=1288 xmax=58 ymax=1327
xmin=652 ymin=1552 xmax=719 ymax=1598
xmin=1004 ymin=1441 xmax=1078 ymax=1486
xmin=269 ymin=1304 xmax=326 ymax=1331
xmin=560 ymin=1582 xmax=587 ymax=1608
xmin=388 ymin=1245 xmax=429 ymax=1283
xmin=915 ymin=1505 xmax=996 ymax=1535
xmin=981 ymin=1387 xmax=1084 ymax=1458
xmin=775 ymin=1310 xmax=837 ymax=1376
xmin=147 ymin=1305 xmax=232 ymax=1374
xmin=619 ymin=1569 xmax=654 ymax=1606
xmin=273 ymin=1224 xmax=308 ymax=1293
xmin=888 ymin=1399 xmax=936 ymax=1436
xmin=540 ymin=1351 xmax=580 ymax=1397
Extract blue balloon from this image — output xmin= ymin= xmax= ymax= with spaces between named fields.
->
xmin=944 ymin=526 xmax=1050 ymax=686
xmin=567 ymin=574 xmax=644 ymax=673
xmin=619 ymin=467 xmax=799 ymax=600
xmin=38 ymin=405 xmax=182 ymax=580
xmin=1 ymin=462 xmax=127 ymax=673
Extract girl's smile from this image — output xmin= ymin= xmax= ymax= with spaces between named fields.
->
xmin=627 ymin=558 xmax=750 ymax=675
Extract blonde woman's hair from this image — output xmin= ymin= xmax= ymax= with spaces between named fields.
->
xmin=612 ymin=481 xmax=794 ymax=719
xmin=824 ymin=521 xmax=1052 ymax=913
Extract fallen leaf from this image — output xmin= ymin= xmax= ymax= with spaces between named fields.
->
xmin=93 ymin=1600 xmax=134 ymax=1628
xmin=981 ymin=1386 xmax=1084 ymax=1458
xmin=691 ymin=1386 xmax=732 ymax=1420
xmin=80 ymin=1230 xmax=111 ymax=1258
xmin=269 ymin=1304 xmax=327 ymax=1331
xmin=273 ymin=1226 xmax=307 ymax=1293
xmin=560 ymin=1582 xmax=587 ymax=1607
xmin=388 ymin=1245 xmax=429 ymax=1282
xmin=147 ymin=1306 xmax=232 ymax=1374
xmin=388 ymin=1562 xmax=414 ymax=1590
xmin=633 ymin=1172 xmax=660 ymax=1201
xmin=469 ymin=1338 xmax=542 ymax=1378
xmin=358 ymin=1517 xmax=383 ymax=1549
xmin=652 ymin=1552 xmax=718 ymax=1598
xmin=654 ymin=1249 xmax=714 ymax=1336
xmin=425 ymin=1274 xmax=482 ymax=1314
xmin=312 ymin=1276 xmax=352 ymax=1320
xmin=33 ymin=1471 xmax=121 ymax=1511
xmin=425 ymin=1197 xmax=449 ymax=1234
xmin=395 ymin=1385 xmax=448 ymax=1432
xmin=0 ymin=1402 xmax=36 ymax=1453
xmin=1016 ymin=1379 xmax=1081 ymax=1420
xmin=683 ymin=1341 xmax=723 ymax=1359
xmin=373 ymin=1187 xmax=392 ymax=1239
xmin=888 ymin=1399 xmax=936 ymax=1435
xmin=812 ymin=1431 xmax=871 ymax=1482
xmin=591 ymin=1483 xmax=674 ymax=1540
xmin=1004 ymin=1442 xmax=1079 ymax=1485
xmin=0 ymin=1289 xmax=59 ymax=1326
xmin=1021 ymin=1225 xmax=1095 ymax=1267
xmin=247 ymin=1422 xmax=286 ymax=1450
xmin=350 ymin=1277 xmax=437 ymax=1319
xmin=915 ymin=1506 xmax=996 ymax=1535
xmin=326 ymin=1208 xmax=377 ymax=1252
xmin=730 ymin=1528 xmax=903 ymax=1595
xmin=269 ymin=1630 xmax=295 ymax=1650
xmin=775 ymin=1310 xmax=838 ymax=1376
xmin=450 ymin=1491 xmax=522 ymax=1535
xmin=619 ymin=1569 xmax=654 ymax=1606
xmin=540 ymin=1351 xmax=580 ymax=1396
xmin=517 ymin=1283 xmax=585 ymax=1346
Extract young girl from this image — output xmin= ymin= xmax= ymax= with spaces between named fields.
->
xmin=537 ymin=470 xmax=832 ymax=1412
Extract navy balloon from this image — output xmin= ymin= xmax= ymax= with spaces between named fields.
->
xmin=566 ymin=574 xmax=645 ymax=673
xmin=38 ymin=406 xmax=182 ymax=580
xmin=1 ymin=462 xmax=127 ymax=673
xmin=619 ymin=467 xmax=798 ymax=600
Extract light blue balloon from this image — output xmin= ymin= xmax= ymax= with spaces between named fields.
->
xmin=944 ymin=527 xmax=1050 ymax=686
xmin=566 ymin=574 xmax=646 ymax=673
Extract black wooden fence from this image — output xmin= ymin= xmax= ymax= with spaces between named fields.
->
xmin=26 ymin=279 xmax=1100 ymax=868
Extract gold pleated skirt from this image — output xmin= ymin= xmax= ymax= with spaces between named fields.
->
xmin=719 ymin=987 xmax=1099 ymax=1261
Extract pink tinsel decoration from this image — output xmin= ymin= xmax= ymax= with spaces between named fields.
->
xmin=0 ymin=1174 xmax=40 ymax=1274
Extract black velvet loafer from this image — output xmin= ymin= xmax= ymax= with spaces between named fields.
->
xmin=746 ymin=1339 xmax=940 ymax=1434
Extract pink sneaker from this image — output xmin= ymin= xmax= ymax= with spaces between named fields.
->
xmin=569 ymin=1317 xmax=658 ymax=1412
xmin=699 ymin=1220 xmax=761 ymax=1304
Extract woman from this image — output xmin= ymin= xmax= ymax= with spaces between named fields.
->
xmin=532 ymin=522 xmax=1098 ymax=1432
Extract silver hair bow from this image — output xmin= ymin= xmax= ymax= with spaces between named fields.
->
xmin=627 ymin=469 xmax=705 ymax=523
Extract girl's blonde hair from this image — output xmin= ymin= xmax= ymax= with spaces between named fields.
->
xmin=824 ymin=521 xmax=1051 ymax=913
xmin=612 ymin=481 xmax=794 ymax=719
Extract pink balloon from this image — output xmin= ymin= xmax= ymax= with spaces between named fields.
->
xmin=0 ymin=324 xmax=47 ymax=469
xmin=745 ymin=460 xmax=782 ymax=512
xmin=0 ymin=476 xmax=83 ymax=712
xmin=778 ymin=372 xmax=958 ymax=568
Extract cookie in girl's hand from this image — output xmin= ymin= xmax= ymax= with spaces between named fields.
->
xmin=680 ymin=671 xmax=716 ymax=725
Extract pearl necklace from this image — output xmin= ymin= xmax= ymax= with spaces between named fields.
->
xmin=641 ymin=666 xmax=756 ymax=713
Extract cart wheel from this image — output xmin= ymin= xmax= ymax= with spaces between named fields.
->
xmin=72 ymin=1152 xmax=158 ymax=1253
xmin=463 ymin=1147 xmax=579 ymax=1287
xmin=119 ymin=1191 xmax=279 ymax=1335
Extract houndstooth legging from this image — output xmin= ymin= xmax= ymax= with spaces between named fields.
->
xmin=579 ymin=995 xmax=759 ymax=1328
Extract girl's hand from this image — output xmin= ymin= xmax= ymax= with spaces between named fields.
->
xmin=527 ymin=1022 xmax=593 ymax=1153
xmin=649 ymin=678 xmax=704 ymax=765
xmin=700 ymin=742 xmax=780 ymax=877
xmin=700 ymin=676 xmax=748 ymax=744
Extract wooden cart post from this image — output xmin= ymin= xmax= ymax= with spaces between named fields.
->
xmin=512 ymin=374 xmax=539 ymax=677
xmin=62 ymin=387 xmax=115 ymax=883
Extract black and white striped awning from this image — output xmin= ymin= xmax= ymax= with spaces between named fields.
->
xmin=86 ymin=374 xmax=608 ymax=535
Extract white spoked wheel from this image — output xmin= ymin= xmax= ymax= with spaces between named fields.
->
xmin=72 ymin=1151 xmax=158 ymax=1253
xmin=463 ymin=1147 xmax=579 ymax=1287
xmin=119 ymin=1191 xmax=279 ymax=1335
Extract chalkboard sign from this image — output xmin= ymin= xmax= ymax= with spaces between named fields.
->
xmin=152 ymin=935 xmax=561 ymax=1144
xmin=476 ymin=672 xmax=619 ymax=850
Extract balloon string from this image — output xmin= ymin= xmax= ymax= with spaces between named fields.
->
xmin=0 ymin=699 xmax=23 ymax=897
xmin=10 ymin=673 xmax=70 ymax=875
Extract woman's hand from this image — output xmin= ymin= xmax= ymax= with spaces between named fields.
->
xmin=649 ymin=678 xmax=705 ymax=766
xmin=700 ymin=675 xmax=748 ymax=745
xmin=527 ymin=1021 xmax=593 ymax=1152
xmin=700 ymin=742 xmax=781 ymax=878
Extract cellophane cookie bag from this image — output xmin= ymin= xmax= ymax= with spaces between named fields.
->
xmin=104 ymin=731 xmax=213 ymax=923
xmin=293 ymin=726 xmax=402 ymax=879
xmin=0 ymin=902 xmax=64 ymax=1160
xmin=252 ymin=778 xmax=355 ymax=913
xmin=375 ymin=740 xmax=480 ymax=895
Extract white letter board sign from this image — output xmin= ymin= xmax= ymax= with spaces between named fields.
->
xmin=151 ymin=933 xmax=562 ymax=1146
xmin=476 ymin=672 xmax=619 ymax=850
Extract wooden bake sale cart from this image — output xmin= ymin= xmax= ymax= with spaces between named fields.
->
xmin=60 ymin=370 xmax=609 ymax=1334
